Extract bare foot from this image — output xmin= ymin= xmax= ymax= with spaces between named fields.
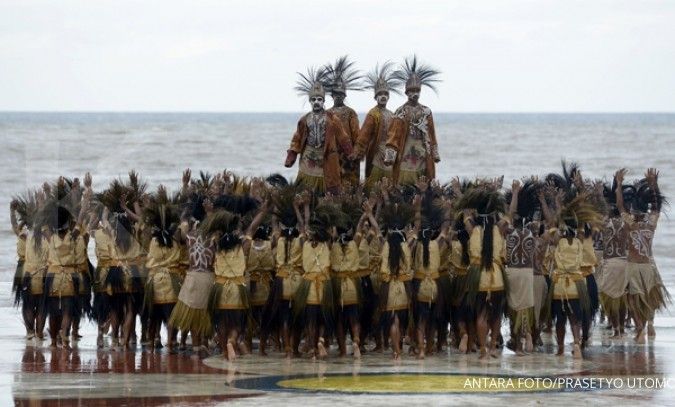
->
xmin=353 ymin=346 xmax=361 ymax=360
xmin=648 ymin=323 xmax=656 ymax=338
xmin=393 ymin=351 xmax=400 ymax=360
xmin=635 ymin=331 xmax=646 ymax=344
xmin=417 ymin=350 xmax=425 ymax=360
xmin=317 ymin=339 xmax=328 ymax=359
xmin=525 ymin=333 xmax=533 ymax=353
xmin=556 ymin=346 xmax=564 ymax=356
xmin=459 ymin=334 xmax=468 ymax=353
xmin=478 ymin=347 xmax=488 ymax=360
xmin=573 ymin=344 xmax=582 ymax=359
xmin=226 ymin=342 xmax=237 ymax=361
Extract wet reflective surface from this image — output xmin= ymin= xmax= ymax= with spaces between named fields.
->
xmin=2 ymin=282 xmax=675 ymax=406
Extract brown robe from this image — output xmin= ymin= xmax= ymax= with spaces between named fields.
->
xmin=288 ymin=111 xmax=353 ymax=193
xmin=355 ymin=106 xmax=392 ymax=179
xmin=328 ymin=105 xmax=360 ymax=185
xmin=385 ymin=102 xmax=439 ymax=184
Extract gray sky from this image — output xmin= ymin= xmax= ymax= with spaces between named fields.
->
xmin=1 ymin=0 xmax=674 ymax=112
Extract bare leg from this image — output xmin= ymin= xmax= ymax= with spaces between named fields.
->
xmin=390 ymin=314 xmax=401 ymax=360
xmin=476 ymin=310 xmax=488 ymax=359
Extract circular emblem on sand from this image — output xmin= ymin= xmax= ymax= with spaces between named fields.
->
xmin=234 ymin=373 xmax=569 ymax=394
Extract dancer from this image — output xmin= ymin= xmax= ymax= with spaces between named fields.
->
xmin=378 ymin=196 xmax=418 ymax=359
xmin=325 ymin=56 xmax=362 ymax=186
xmin=285 ymin=67 xmax=354 ymax=194
xmin=353 ymin=62 xmax=399 ymax=185
xmin=615 ymin=168 xmax=668 ymax=343
xmin=384 ymin=55 xmax=441 ymax=185
xmin=11 ymin=189 xmax=47 ymax=340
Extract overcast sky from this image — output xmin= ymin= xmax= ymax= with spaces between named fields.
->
xmin=1 ymin=0 xmax=674 ymax=112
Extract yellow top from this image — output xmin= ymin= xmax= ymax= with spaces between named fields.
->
xmin=47 ymin=231 xmax=79 ymax=269
xmin=330 ymin=240 xmax=360 ymax=274
xmin=469 ymin=225 xmax=506 ymax=270
xmin=93 ymin=229 xmax=112 ymax=263
xmin=109 ymin=226 xmax=145 ymax=263
xmin=379 ymin=242 xmax=412 ymax=280
xmin=554 ymin=238 xmax=583 ymax=275
xmin=276 ymin=236 xmax=303 ymax=272
xmin=145 ymin=238 xmax=183 ymax=271
xmin=214 ymin=246 xmax=246 ymax=279
xmin=368 ymin=235 xmax=383 ymax=271
xmin=302 ymin=241 xmax=331 ymax=305
xmin=413 ymin=239 xmax=441 ymax=277
xmin=449 ymin=240 xmax=468 ymax=270
xmin=380 ymin=241 xmax=412 ymax=310
xmin=17 ymin=236 xmax=26 ymax=261
xmin=74 ymin=234 xmax=88 ymax=267
xmin=246 ymin=240 xmax=275 ymax=272
xmin=23 ymin=236 xmax=48 ymax=274
xmin=357 ymin=238 xmax=370 ymax=270
xmin=580 ymin=237 xmax=598 ymax=268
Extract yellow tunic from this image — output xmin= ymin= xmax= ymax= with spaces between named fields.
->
xmin=379 ymin=242 xmax=413 ymax=311
xmin=108 ymin=229 xmax=146 ymax=293
xmin=247 ymin=240 xmax=275 ymax=306
xmin=214 ymin=247 xmax=247 ymax=309
xmin=17 ymin=236 xmax=26 ymax=262
xmin=145 ymin=238 xmax=183 ymax=304
xmin=276 ymin=237 xmax=304 ymax=300
xmin=23 ymin=236 xmax=48 ymax=295
xmin=302 ymin=242 xmax=331 ymax=305
xmin=414 ymin=239 xmax=441 ymax=303
xmin=330 ymin=241 xmax=360 ymax=306
xmin=552 ymin=238 xmax=583 ymax=300
xmin=74 ymin=234 xmax=89 ymax=294
xmin=93 ymin=229 xmax=112 ymax=293
xmin=368 ymin=236 xmax=383 ymax=292
xmin=46 ymin=231 xmax=79 ymax=297
xmin=469 ymin=226 xmax=506 ymax=292
xmin=449 ymin=240 xmax=469 ymax=276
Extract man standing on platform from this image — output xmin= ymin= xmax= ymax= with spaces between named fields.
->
xmin=325 ymin=56 xmax=362 ymax=187
xmin=383 ymin=55 xmax=442 ymax=185
xmin=352 ymin=62 xmax=400 ymax=185
xmin=284 ymin=67 xmax=353 ymax=195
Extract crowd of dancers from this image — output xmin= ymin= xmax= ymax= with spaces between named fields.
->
xmin=10 ymin=162 xmax=668 ymax=361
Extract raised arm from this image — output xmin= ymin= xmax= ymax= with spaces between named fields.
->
xmin=508 ymin=180 xmax=521 ymax=220
xmin=614 ymin=168 xmax=628 ymax=215
xmin=243 ymin=199 xmax=270 ymax=253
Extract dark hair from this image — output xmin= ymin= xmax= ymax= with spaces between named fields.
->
xmin=387 ymin=231 xmax=406 ymax=276
xmin=217 ymin=232 xmax=241 ymax=252
xmin=253 ymin=225 xmax=271 ymax=240
xmin=280 ymin=227 xmax=299 ymax=264
xmin=419 ymin=228 xmax=433 ymax=268
xmin=153 ymin=227 xmax=175 ymax=248
xmin=113 ymin=212 xmax=133 ymax=253
xmin=479 ymin=215 xmax=495 ymax=271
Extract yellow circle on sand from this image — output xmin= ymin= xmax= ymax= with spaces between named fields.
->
xmin=278 ymin=374 xmax=563 ymax=393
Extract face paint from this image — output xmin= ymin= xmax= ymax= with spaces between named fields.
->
xmin=375 ymin=91 xmax=389 ymax=107
xmin=310 ymin=96 xmax=325 ymax=112
xmin=332 ymin=93 xmax=346 ymax=106
xmin=406 ymin=88 xmax=421 ymax=104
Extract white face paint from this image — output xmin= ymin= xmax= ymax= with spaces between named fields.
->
xmin=406 ymin=88 xmax=420 ymax=104
xmin=375 ymin=92 xmax=389 ymax=107
xmin=310 ymin=96 xmax=324 ymax=112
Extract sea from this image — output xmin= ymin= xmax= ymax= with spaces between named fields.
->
xmin=1 ymin=112 xmax=673 ymax=320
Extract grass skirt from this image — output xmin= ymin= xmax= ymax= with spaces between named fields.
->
xmin=168 ymin=300 xmax=213 ymax=337
xmin=292 ymin=279 xmax=335 ymax=334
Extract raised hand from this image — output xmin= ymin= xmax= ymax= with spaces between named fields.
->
xmin=84 ymin=172 xmax=92 ymax=189
xmin=182 ymin=169 xmax=191 ymax=186
xmin=614 ymin=168 xmax=627 ymax=185
xmin=646 ymin=168 xmax=659 ymax=186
